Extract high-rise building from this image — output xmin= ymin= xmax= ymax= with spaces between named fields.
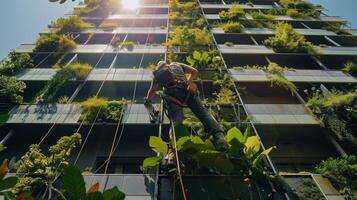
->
xmin=0 ymin=0 xmax=355 ymax=199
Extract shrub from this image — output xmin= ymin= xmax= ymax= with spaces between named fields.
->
xmin=265 ymin=63 xmax=297 ymax=95
xmin=0 ymin=51 xmax=33 ymax=76
xmin=12 ymin=133 xmax=82 ymax=198
xmin=0 ymin=75 xmax=26 ymax=104
xmin=65 ymin=63 xmax=93 ymax=80
xmin=168 ymin=26 xmax=213 ymax=52
xmin=219 ymin=5 xmax=245 ymax=21
xmin=186 ymin=50 xmax=222 ymax=69
xmin=250 ymin=12 xmax=275 ymax=20
xmin=34 ymin=34 xmax=76 ymax=53
xmin=99 ymin=20 xmax=121 ymax=29
xmin=169 ymin=0 xmax=200 ymax=26
xmin=323 ymin=24 xmax=352 ymax=35
xmin=222 ymin=22 xmax=242 ymax=33
xmin=306 ymin=90 xmax=357 ymax=152
xmin=342 ymin=61 xmax=357 ymax=75
xmin=264 ymin=22 xmax=315 ymax=53
xmin=58 ymin=96 xmax=69 ymax=104
xmin=80 ymin=97 xmax=128 ymax=123
xmin=120 ymin=41 xmax=136 ymax=51
xmin=49 ymin=16 xmax=95 ymax=34
xmin=214 ymin=87 xmax=238 ymax=105
xmin=280 ymin=0 xmax=315 ymax=9
xmin=316 ymin=155 xmax=357 ymax=199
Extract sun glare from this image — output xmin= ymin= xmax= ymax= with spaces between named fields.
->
xmin=122 ymin=0 xmax=140 ymax=10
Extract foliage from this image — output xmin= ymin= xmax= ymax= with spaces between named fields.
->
xmin=286 ymin=8 xmax=320 ymax=18
xmin=168 ymin=26 xmax=213 ymax=52
xmin=250 ymin=12 xmax=275 ymax=21
xmin=61 ymin=165 xmax=125 ymax=200
xmin=0 ymin=160 xmax=18 ymax=199
xmin=11 ymin=133 xmax=82 ymax=198
xmin=305 ymin=89 xmax=357 ymax=152
xmin=49 ymin=16 xmax=95 ymax=34
xmin=80 ymin=96 xmax=128 ymax=123
xmin=342 ymin=61 xmax=357 ymax=75
xmin=264 ymin=22 xmax=316 ymax=54
xmin=266 ymin=63 xmax=297 ymax=95
xmin=222 ymin=22 xmax=242 ymax=33
xmin=0 ymin=75 xmax=26 ymax=104
xmin=34 ymin=34 xmax=76 ymax=53
xmin=0 ymin=51 xmax=33 ymax=76
xmin=169 ymin=0 xmax=200 ymax=26
xmin=186 ymin=50 xmax=222 ymax=69
xmin=35 ymin=67 xmax=74 ymax=103
xmin=99 ymin=20 xmax=121 ymax=29
xmin=58 ymin=96 xmax=69 ymax=104
xmin=316 ymin=155 xmax=357 ymax=199
xmin=280 ymin=0 xmax=315 ymax=9
xmin=293 ymin=178 xmax=325 ymax=200
xmin=218 ymin=5 xmax=245 ymax=21
xmin=120 ymin=41 xmax=136 ymax=51
xmin=65 ymin=63 xmax=93 ymax=80
xmin=213 ymin=87 xmax=238 ymax=106
xmin=143 ymin=126 xmax=276 ymax=182
xmin=224 ymin=42 xmax=233 ymax=47
xmin=323 ymin=24 xmax=352 ymax=35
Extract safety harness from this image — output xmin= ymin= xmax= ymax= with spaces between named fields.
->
xmin=153 ymin=64 xmax=197 ymax=106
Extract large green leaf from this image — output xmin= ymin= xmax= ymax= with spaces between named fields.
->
xmin=103 ymin=187 xmax=125 ymax=200
xmin=0 ymin=176 xmax=18 ymax=191
xmin=61 ymin=165 xmax=86 ymax=200
xmin=149 ymin=136 xmax=168 ymax=155
xmin=253 ymin=146 xmax=275 ymax=167
xmin=201 ymin=52 xmax=210 ymax=63
xmin=193 ymin=150 xmax=225 ymax=168
xmin=226 ymin=127 xmax=244 ymax=143
xmin=186 ymin=56 xmax=196 ymax=66
xmin=142 ymin=156 xmax=162 ymax=168
xmin=245 ymin=136 xmax=260 ymax=154
xmin=176 ymin=136 xmax=190 ymax=150
xmin=214 ymin=156 xmax=234 ymax=174
xmin=193 ymin=51 xmax=201 ymax=60
xmin=86 ymin=192 xmax=104 ymax=200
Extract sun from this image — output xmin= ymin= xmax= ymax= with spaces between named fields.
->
xmin=122 ymin=0 xmax=140 ymax=10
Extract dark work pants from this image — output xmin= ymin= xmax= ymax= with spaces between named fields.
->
xmin=165 ymin=93 xmax=223 ymax=136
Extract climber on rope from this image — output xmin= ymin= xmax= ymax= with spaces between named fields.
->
xmin=144 ymin=61 xmax=227 ymax=151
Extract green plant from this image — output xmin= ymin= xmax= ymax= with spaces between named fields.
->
xmin=342 ymin=61 xmax=357 ymax=75
xmin=323 ymin=24 xmax=352 ymax=35
xmin=99 ymin=20 xmax=121 ymax=29
xmin=35 ymin=67 xmax=73 ymax=103
xmin=316 ymin=155 xmax=356 ymax=199
xmin=306 ymin=90 xmax=357 ymax=153
xmin=143 ymin=126 xmax=275 ymax=177
xmin=169 ymin=0 xmax=200 ymax=26
xmin=186 ymin=50 xmax=222 ymax=69
xmin=219 ymin=5 xmax=245 ymax=21
xmin=168 ymin=26 xmax=213 ymax=52
xmin=120 ymin=41 xmax=136 ymax=51
xmin=250 ymin=12 xmax=275 ymax=20
xmin=214 ymin=87 xmax=238 ymax=106
xmin=61 ymin=165 xmax=125 ymax=200
xmin=264 ymin=22 xmax=315 ymax=54
xmin=34 ymin=34 xmax=76 ymax=53
xmin=0 ymin=75 xmax=26 ymax=104
xmin=49 ymin=16 xmax=95 ymax=34
xmin=266 ymin=63 xmax=297 ymax=95
xmin=0 ymin=51 xmax=33 ymax=76
xmin=224 ymin=42 xmax=233 ymax=47
xmin=222 ymin=22 xmax=243 ymax=33
xmin=58 ymin=96 xmax=69 ymax=104
xmin=11 ymin=133 xmax=82 ymax=198
xmin=280 ymin=0 xmax=315 ymax=9
xmin=80 ymin=96 xmax=128 ymax=123
xmin=293 ymin=178 xmax=325 ymax=200
xmin=0 ymin=160 xmax=18 ymax=199
xmin=65 ymin=63 xmax=93 ymax=80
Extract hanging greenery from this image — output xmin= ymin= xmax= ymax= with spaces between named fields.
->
xmin=0 ymin=76 xmax=26 ymax=104
xmin=218 ymin=5 xmax=245 ymax=21
xmin=342 ymin=60 xmax=357 ymax=75
xmin=221 ymin=21 xmax=243 ymax=33
xmin=186 ymin=50 xmax=222 ymax=69
xmin=33 ymin=34 xmax=77 ymax=53
xmin=305 ymin=89 xmax=357 ymax=153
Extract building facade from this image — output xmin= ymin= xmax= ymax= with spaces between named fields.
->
xmin=0 ymin=0 xmax=356 ymax=199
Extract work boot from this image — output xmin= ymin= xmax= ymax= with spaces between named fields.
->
xmin=212 ymin=132 xmax=228 ymax=151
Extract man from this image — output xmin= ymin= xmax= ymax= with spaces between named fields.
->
xmin=144 ymin=61 xmax=227 ymax=151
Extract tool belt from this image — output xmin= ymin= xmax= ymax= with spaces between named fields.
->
xmin=164 ymin=80 xmax=197 ymax=106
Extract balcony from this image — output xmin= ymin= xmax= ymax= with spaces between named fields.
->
xmin=229 ymin=69 xmax=357 ymax=83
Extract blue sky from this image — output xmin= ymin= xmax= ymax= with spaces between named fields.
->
xmin=0 ymin=0 xmax=356 ymax=59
